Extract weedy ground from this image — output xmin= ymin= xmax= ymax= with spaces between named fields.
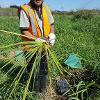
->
xmin=0 ymin=13 xmax=100 ymax=100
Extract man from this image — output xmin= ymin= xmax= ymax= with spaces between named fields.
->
xmin=19 ymin=0 xmax=55 ymax=92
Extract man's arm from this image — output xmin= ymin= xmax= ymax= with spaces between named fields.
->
xmin=20 ymin=10 xmax=36 ymax=41
xmin=21 ymin=29 xmax=36 ymax=41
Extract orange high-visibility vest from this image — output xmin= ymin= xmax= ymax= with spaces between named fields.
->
xmin=21 ymin=3 xmax=51 ymax=40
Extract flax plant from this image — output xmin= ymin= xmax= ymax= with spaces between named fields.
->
xmin=0 ymin=30 xmax=70 ymax=100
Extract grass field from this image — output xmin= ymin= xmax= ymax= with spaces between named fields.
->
xmin=0 ymin=13 xmax=100 ymax=99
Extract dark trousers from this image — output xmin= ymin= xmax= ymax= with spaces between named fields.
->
xmin=24 ymin=51 xmax=48 ymax=92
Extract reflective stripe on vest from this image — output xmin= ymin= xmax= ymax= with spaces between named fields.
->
xmin=34 ymin=10 xmax=43 ymax=38
xmin=25 ymin=5 xmax=37 ymax=36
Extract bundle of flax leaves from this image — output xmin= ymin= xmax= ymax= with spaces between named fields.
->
xmin=0 ymin=30 xmax=69 ymax=100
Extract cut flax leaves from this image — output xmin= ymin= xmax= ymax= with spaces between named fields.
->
xmin=0 ymin=30 xmax=70 ymax=100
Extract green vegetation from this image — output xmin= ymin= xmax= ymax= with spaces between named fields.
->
xmin=0 ymin=11 xmax=100 ymax=100
xmin=72 ymin=10 xmax=99 ymax=20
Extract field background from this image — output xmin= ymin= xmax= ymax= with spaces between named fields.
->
xmin=0 ymin=9 xmax=100 ymax=62
xmin=0 ymin=8 xmax=100 ymax=99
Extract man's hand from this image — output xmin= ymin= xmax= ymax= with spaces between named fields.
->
xmin=48 ymin=33 xmax=56 ymax=46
